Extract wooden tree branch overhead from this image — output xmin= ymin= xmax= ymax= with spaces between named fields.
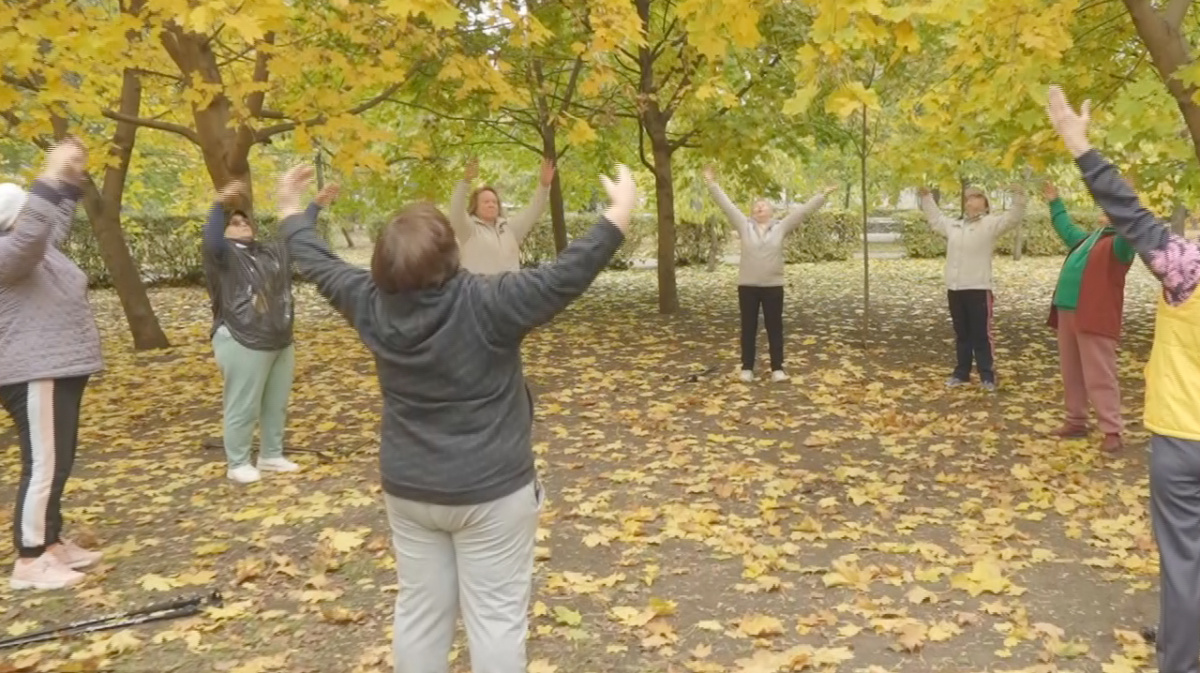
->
xmin=1122 ymin=0 xmax=1200 ymax=165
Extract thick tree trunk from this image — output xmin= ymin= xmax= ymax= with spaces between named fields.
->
xmin=1124 ymin=0 xmax=1200 ymax=166
xmin=55 ymin=71 xmax=170 ymax=350
xmin=650 ymin=134 xmax=679 ymax=314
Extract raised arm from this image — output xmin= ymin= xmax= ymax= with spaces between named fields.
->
xmin=203 ymin=202 xmax=230 ymax=264
xmin=507 ymin=159 xmax=554 ymax=244
xmin=779 ymin=186 xmax=835 ymax=235
xmin=1048 ymin=85 xmax=1200 ymax=305
xmin=448 ymin=158 xmax=478 ymax=243
xmin=703 ymin=169 xmax=748 ymax=237
xmin=0 ymin=140 xmax=87 ymax=285
xmin=989 ymin=186 xmax=1028 ymax=236
xmin=1043 ymin=183 xmax=1087 ymax=249
xmin=477 ymin=165 xmax=634 ymax=345
xmin=276 ymin=167 xmax=372 ymax=322
xmin=917 ymin=190 xmax=953 ymax=237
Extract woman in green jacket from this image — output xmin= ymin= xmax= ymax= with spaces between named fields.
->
xmin=1042 ymin=182 xmax=1134 ymax=453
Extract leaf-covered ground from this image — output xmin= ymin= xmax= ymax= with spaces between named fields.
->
xmin=0 ymin=256 xmax=1166 ymax=673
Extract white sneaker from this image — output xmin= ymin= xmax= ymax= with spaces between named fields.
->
xmin=771 ymin=370 xmax=789 ymax=382
xmin=739 ymin=370 xmax=754 ymax=383
xmin=10 ymin=554 xmax=85 ymax=590
xmin=227 ymin=464 xmax=262 ymax=484
xmin=257 ymin=457 xmax=300 ymax=473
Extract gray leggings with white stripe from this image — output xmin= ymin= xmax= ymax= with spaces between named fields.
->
xmin=0 ymin=376 xmax=88 ymax=558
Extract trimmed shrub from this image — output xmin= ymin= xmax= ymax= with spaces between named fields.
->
xmin=785 ymin=209 xmax=862 ymax=263
xmin=519 ymin=213 xmax=654 ymax=269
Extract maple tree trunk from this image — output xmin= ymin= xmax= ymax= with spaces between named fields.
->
xmin=648 ymin=131 xmax=680 ymax=314
xmin=1123 ymin=0 xmax=1200 ymax=167
xmin=542 ymin=130 xmax=568 ymax=253
xmin=60 ymin=71 xmax=170 ymax=350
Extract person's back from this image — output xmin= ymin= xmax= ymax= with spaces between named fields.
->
xmin=355 ymin=272 xmax=537 ymax=505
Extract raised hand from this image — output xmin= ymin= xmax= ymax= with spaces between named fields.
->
xmin=315 ymin=183 xmax=341 ymax=208
xmin=539 ymin=158 xmax=556 ymax=187
xmin=917 ymin=186 xmax=931 ymax=199
xmin=42 ymin=137 xmax=87 ymax=185
xmin=702 ymin=165 xmax=716 ymax=183
xmin=276 ymin=164 xmax=315 ymax=218
xmin=601 ymin=164 xmax=637 ymax=232
xmin=822 ymin=184 xmax=838 ymax=196
xmin=218 ymin=180 xmax=248 ymax=204
xmin=464 ymin=157 xmax=479 ymax=182
xmin=1046 ymin=85 xmax=1092 ymax=157
xmin=1042 ymin=182 xmax=1059 ymax=202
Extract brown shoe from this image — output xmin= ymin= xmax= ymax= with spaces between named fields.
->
xmin=1102 ymin=434 xmax=1124 ymax=453
xmin=1052 ymin=424 xmax=1089 ymax=439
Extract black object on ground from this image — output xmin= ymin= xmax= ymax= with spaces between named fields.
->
xmin=1142 ymin=625 xmax=1157 ymax=644
xmin=0 ymin=590 xmax=222 ymax=650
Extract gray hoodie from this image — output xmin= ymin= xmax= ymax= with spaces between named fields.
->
xmin=0 ymin=179 xmax=102 ymax=387
xmin=281 ymin=209 xmax=623 ymax=505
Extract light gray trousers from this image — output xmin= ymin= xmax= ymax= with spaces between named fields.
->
xmin=385 ymin=480 xmax=541 ymax=673
xmin=1151 ymin=434 xmax=1200 ymax=673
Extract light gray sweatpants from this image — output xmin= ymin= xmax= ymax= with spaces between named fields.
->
xmin=1151 ymin=434 xmax=1200 ymax=673
xmin=385 ymin=480 xmax=541 ymax=673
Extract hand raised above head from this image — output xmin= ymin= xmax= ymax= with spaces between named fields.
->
xmin=464 ymin=156 xmax=479 ymax=182
xmin=601 ymin=163 xmax=637 ymax=232
xmin=276 ymin=164 xmax=315 ymax=218
xmin=42 ymin=137 xmax=88 ymax=185
xmin=1041 ymin=182 xmax=1058 ymax=202
xmin=539 ymin=158 xmax=556 ymax=187
xmin=702 ymin=164 xmax=716 ymax=183
xmin=315 ymin=183 xmax=341 ymax=208
xmin=219 ymin=180 xmax=248 ymax=203
xmin=1046 ymin=85 xmax=1092 ymax=157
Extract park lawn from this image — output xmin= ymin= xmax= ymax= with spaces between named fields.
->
xmin=0 ymin=256 xmax=1165 ymax=673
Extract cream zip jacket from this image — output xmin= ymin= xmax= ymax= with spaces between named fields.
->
xmin=919 ymin=191 xmax=1027 ymax=291
xmin=449 ymin=181 xmax=550 ymax=274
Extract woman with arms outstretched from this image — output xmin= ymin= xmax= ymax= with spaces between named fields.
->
xmin=449 ymin=156 xmax=555 ymax=273
xmin=278 ymin=160 xmax=635 ymax=673
xmin=0 ymin=139 xmax=105 ymax=590
xmin=703 ymin=165 xmax=835 ymax=382
xmin=917 ymin=181 xmax=1028 ymax=391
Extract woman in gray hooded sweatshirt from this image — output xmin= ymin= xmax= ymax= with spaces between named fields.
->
xmin=0 ymin=139 xmax=105 ymax=591
xmin=277 ymin=161 xmax=635 ymax=673
xmin=704 ymin=165 xmax=836 ymax=382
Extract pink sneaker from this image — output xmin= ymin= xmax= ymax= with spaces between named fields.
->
xmin=51 ymin=539 xmax=103 ymax=570
xmin=10 ymin=554 xmax=85 ymax=590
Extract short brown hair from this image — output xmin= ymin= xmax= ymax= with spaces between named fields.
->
xmin=468 ymin=186 xmax=503 ymax=217
xmin=371 ymin=202 xmax=460 ymax=293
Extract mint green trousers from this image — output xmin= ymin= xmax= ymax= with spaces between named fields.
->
xmin=212 ymin=326 xmax=295 ymax=468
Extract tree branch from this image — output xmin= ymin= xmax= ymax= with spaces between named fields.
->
xmin=101 ymin=109 xmax=200 ymax=144
xmin=668 ymin=52 xmax=781 ymax=150
xmin=246 ymin=32 xmax=275 ymax=117
xmin=1166 ymin=0 xmax=1193 ymax=30
xmin=256 ymin=80 xmax=406 ymax=142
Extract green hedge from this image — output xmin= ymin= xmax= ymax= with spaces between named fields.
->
xmin=900 ymin=208 xmax=1106 ymax=259
xmin=785 ymin=209 xmax=861 ymax=263
xmin=520 ymin=213 xmax=655 ymax=269
xmin=62 ymin=213 xmax=293 ymax=287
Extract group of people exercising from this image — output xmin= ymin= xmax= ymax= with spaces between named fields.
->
xmin=0 ymin=84 xmax=1197 ymax=672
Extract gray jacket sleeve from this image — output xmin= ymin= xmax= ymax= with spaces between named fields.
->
xmin=0 ymin=180 xmax=81 ymax=285
xmin=474 ymin=217 xmax=625 ymax=346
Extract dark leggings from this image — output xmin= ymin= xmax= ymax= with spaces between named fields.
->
xmin=0 ymin=376 xmax=88 ymax=558
xmin=738 ymin=285 xmax=784 ymax=371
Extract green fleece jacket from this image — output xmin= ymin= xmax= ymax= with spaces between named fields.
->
xmin=1049 ymin=198 xmax=1135 ymax=310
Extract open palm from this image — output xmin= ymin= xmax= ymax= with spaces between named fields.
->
xmin=1046 ymin=85 xmax=1092 ymax=157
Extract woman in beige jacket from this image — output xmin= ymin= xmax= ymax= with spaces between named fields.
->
xmin=917 ymin=184 xmax=1027 ymax=391
xmin=449 ymin=157 xmax=555 ymax=274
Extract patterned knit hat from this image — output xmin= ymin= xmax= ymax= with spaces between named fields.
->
xmin=0 ymin=183 xmax=27 ymax=232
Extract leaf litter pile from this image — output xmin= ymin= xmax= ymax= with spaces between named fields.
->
xmin=0 ymin=256 xmax=1167 ymax=673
